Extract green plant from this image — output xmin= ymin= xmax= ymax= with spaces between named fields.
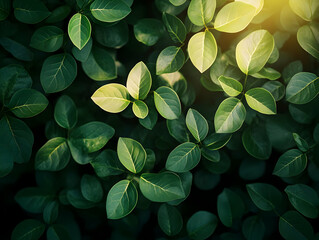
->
xmin=1 ymin=0 xmax=319 ymax=239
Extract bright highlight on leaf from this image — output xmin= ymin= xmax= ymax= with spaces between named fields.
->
xmin=68 ymin=13 xmax=91 ymax=50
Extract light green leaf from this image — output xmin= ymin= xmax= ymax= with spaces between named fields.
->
xmin=273 ymin=149 xmax=307 ymax=177
xmin=251 ymin=67 xmax=281 ymax=80
xmin=117 ymin=137 xmax=146 ymax=173
xmin=90 ymin=0 xmax=131 ymax=22
xmin=245 ymin=88 xmax=276 ymax=115
xmin=156 ymin=46 xmax=185 ymax=75
xmin=186 ymin=108 xmax=209 ymax=142
xmin=11 ymin=219 xmax=45 ymax=240
xmin=40 ymin=53 xmax=77 ymax=93
xmin=140 ymin=172 xmax=185 ymax=202
xmin=54 ymin=95 xmax=77 ymax=129
xmin=132 ymin=100 xmax=149 ymax=119
xmin=9 ymin=89 xmax=48 ymax=118
xmin=289 ymin=0 xmax=319 ymax=21
xmin=106 ymin=180 xmax=138 ymax=219
xmin=158 ymin=204 xmax=183 ymax=236
xmin=187 ymin=0 xmax=216 ymax=26
xmin=187 ymin=211 xmax=218 ymax=240
xmin=13 ymin=0 xmax=50 ymax=24
xmin=297 ymin=23 xmax=319 ymax=60
xmin=214 ymin=2 xmax=256 ymax=33
xmin=35 ymin=137 xmax=70 ymax=171
xmin=162 ymin=12 xmax=186 ymax=43
xmin=214 ymin=97 xmax=246 ymax=133
xmin=188 ymin=31 xmax=217 ymax=73
xmin=166 ymin=142 xmax=201 ymax=172
xmin=218 ymin=75 xmax=243 ymax=97
xmin=235 ymin=0 xmax=264 ymax=15
xmin=236 ymin=29 xmax=275 ymax=75
xmin=30 ymin=26 xmax=64 ymax=52
xmin=134 ymin=18 xmax=164 ymax=46
xmin=81 ymin=174 xmax=103 ymax=203
xmin=154 ymin=86 xmax=181 ymax=120
xmin=91 ymin=83 xmax=131 ymax=113
xmin=127 ymin=61 xmax=152 ymax=100
xmin=68 ymin=13 xmax=91 ymax=50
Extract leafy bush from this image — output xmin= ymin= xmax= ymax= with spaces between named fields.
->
xmin=1 ymin=0 xmax=319 ymax=239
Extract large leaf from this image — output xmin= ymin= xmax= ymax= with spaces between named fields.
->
xmin=68 ymin=13 xmax=91 ymax=50
xmin=289 ymin=0 xmax=319 ymax=21
xmin=30 ymin=26 xmax=64 ymax=52
xmin=9 ymin=89 xmax=48 ymax=118
xmin=236 ymin=29 xmax=274 ymax=75
xmin=106 ymin=180 xmax=138 ymax=219
xmin=273 ymin=149 xmax=307 ymax=177
xmin=54 ymin=95 xmax=78 ymax=129
xmin=117 ymin=137 xmax=147 ymax=173
xmin=214 ymin=2 xmax=256 ymax=33
xmin=154 ymin=86 xmax=181 ymax=120
xmin=187 ymin=211 xmax=218 ymax=240
xmin=158 ymin=204 xmax=183 ymax=236
xmin=156 ymin=46 xmax=185 ymax=75
xmin=166 ymin=142 xmax=201 ymax=172
xmin=40 ymin=53 xmax=77 ymax=93
xmin=286 ymin=72 xmax=319 ymax=104
xmin=186 ymin=108 xmax=208 ymax=142
xmin=187 ymin=0 xmax=216 ymax=26
xmin=297 ymin=23 xmax=319 ymax=60
xmin=245 ymin=88 xmax=276 ymax=115
xmin=188 ymin=31 xmax=217 ymax=73
xmin=13 ymin=0 xmax=50 ymax=24
xmin=140 ymin=172 xmax=185 ymax=202
xmin=91 ymin=83 xmax=131 ymax=113
xmin=218 ymin=75 xmax=243 ymax=97
xmin=11 ymin=219 xmax=45 ymax=240
xmin=162 ymin=12 xmax=186 ymax=43
xmin=0 ymin=37 xmax=34 ymax=62
xmin=90 ymin=0 xmax=131 ymax=22
xmin=35 ymin=137 xmax=70 ymax=171
xmin=214 ymin=97 xmax=246 ymax=133
xmin=126 ymin=61 xmax=152 ymax=100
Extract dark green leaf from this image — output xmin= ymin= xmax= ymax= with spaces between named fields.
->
xmin=11 ymin=219 xmax=45 ymax=240
xmin=156 ymin=46 xmax=185 ymax=75
xmin=186 ymin=108 xmax=208 ymax=142
xmin=158 ymin=204 xmax=183 ymax=236
xmin=13 ymin=0 xmax=50 ymax=24
xmin=54 ymin=95 xmax=77 ymax=129
xmin=242 ymin=216 xmax=265 ymax=240
xmin=30 ymin=26 xmax=64 ymax=52
xmin=292 ymin=133 xmax=309 ymax=152
xmin=162 ymin=13 xmax=186 ymax=43
xmin=81 ymin=174 xmax=103 ymax=203
xmin=43 ymin=201 xmax=59 ymax=224
xmin=187 ymin=211 xmax=218 ymax=240
xmin=134 ymin=18 xmax=164 ymax=46
xmin=0 ymin=37 xmax=34 ymax=61
xmin=154 ymin=86 xmax=181 ymax=120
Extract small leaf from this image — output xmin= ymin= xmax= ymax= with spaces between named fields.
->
xmin=187 ymin=211 xmax=218 ymax=240
xmin=30 ymin=26 xmax=64 ymax=52
xmin=166 ymin=142 xmax=201 ymax=172
xmin=132 ymin=100 xmax=149 ymax=119
xmin=218 ymin=75 xmax=243 ymax=97
xmin=11 ymin=219 xmax=45 ymax=240
xmin=203 ymin=133 xmax=232 ymax=150
xmin=91 ymin=83 xmax=131 ymax=113
xmin=156 ymin=46 xmax=185 ymax=75
xmin=134 ymin=18 xmax=164 ymax=46
xmin=251 ymin=67 xmax=281 ymax=80
xmin=273 ymin=149 xmax=307 ymax=177
xmin=188 ymin=31 xmax=217 ymax=73
xmin=154 ymin=86 xmax=181 ymax=120
xmin=68 ymin=13 xmax=91 ymax=50
xmin=54 ymin=95 xmax=77 ymax=129
xmin=245 ymin=88 xmax=276 ymax=115
xmin=13 ymin=0 xmax=50 ymax=24
xmin=292 ymin=133 xmax=309 ymax=152
xmin=140 ymin=172 xmax=185 ymax=202
xmin=117 ymin=137 xmax=147 ymax=173
xmin=297 ymin=23 xmax=319 ymax=60
xmin=81 ymin=174 xmax=103 ymax=203
xmin=158 ymin=204 xmax=183 ymax=236
xmin=186 ymin=108 xmax=209 ymax=142
xmin=162 ymin=12 xmax=186 ymax=43
xmin=214 ymin=97 xmax=246 ymax=133
xmin=187 ymin=0 xmax=216 ymax=26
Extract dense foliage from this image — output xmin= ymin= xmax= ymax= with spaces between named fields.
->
xmin=1 ymin=0 xmax=319 ymax=239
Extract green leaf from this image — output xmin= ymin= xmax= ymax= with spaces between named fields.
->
xmin=214 ymin=97 xmax=246 ymax=133
xmin=13 ymin=0 xmax=50 ymax=24
xmin=217 ymin=188 xmax=245 ymax=227
xmin=156 ymin=46 xmax=185 ymax=75
xmin=166 ymin=142 xmax=201 ymax=172
xmin=54 ymin=95 xmax=78 ymax=129
xmin=187 ymin=211 xmax=218 ymax=240
xmin=158 ymin=204 xmax=183 ymax=236
xmin=245 ymin=88 xmax=276 ymax=115
xmin=43 ymin=201 xmax=59 ymax=224
xmin=66 ymin=189 xmax=95 ymax=209
xmin=251 ymin=67 xmax=281 ymax=80
xmin=81 ymin=174 xmax=103 ymax=203
xmin=15 ymin=187 xmax=54 ymax=213
xmin=106 ymin=180 xmax=138 ymax=219
xmin=11 ymin=219 xmax=45 ymax=240
xmin=283 ymin=60 xmax=303 ymax=84
xmin=236 ymin=30 xmax=275 ymax=75
xmin=167 ymin=114 xmax=189 ymax=143
xmin=169 ymin=0 xmax=187 ymax=6
xmin=203 ymin=133 xmax=232 ymax=150
xmin=0 ymin=0 xmax=10 ymax=21
xmin=72 ymin=38 xmax=92 ymax=63
xmin=262 ymin=81 xmax=285 ymax=101
xmin=242 ymin=216 xmax=265 ymax=240
xmin=285 ymin=184 xmax=319 ymax=219
xmin=188 ymin=31 xmax=217 ymax=73
xmin=0 ymin=116 xmax=33 ymax=165
xmin=297 ymin=23 xmax=319 ymax=60
xmin=91 ymin=83 xmax=131 ymax=113
xmin=35 ymin=137 xmax=70 ymax=171
xmin=139 ymin=106 xmax=158 ymax=130
xmin=292 ymin=133 xmax=309 ymax=152
xmin=134 ymin=18 xmax=164 ymax=46
xmin=0 ymin=37 xmax=34 ymax=61
xmin=273 ymin=149 xmax=307 ymax=177
xmin=90 ymin=0 xmax=131 ymax=23
xmin=8 ymin=89 xmax=48 ymax=118
xmin=117 ymin=137 xmax=146 ymax=173
xmin=154 ymin=86 xmax=181 ymax=120
xmin=82 ymin=47 xmax=117 ymax=81
xmin=45 ymin=5 xmax=71 ymax=23
xmin=162 ymin=13 xmax=186 ymax=43
xmin=140 ymin=172 xmax=185 ymax=202
xmin=214 ymin=2 xmax=256 ymax=33
xmin=246 ymin=183 xmax=283 ymax=211
xmin=69 ymin=121 xmax=115 ymax=154
xmin=218 ymin=75 xmax=243 ymax=97
xmin=236 ymin=0 xmax=264 ymax=15
xmin=289 ymin=0 xmax=319 ymax=21
xmin=186 ymin=108 xmax=209 ymax=142
xmin=158 ymin=71 xmax=187 ymax=96
xmin=279 ymin=211 xmax=314 ymax=240
xmin=30 ymin=26 xmax=64 ymax=52
xmin=187 ymin=0 xmax=216 ymax=26
xmin=286 ymin=72 xmax=319 ymax=104
xmin=40 ymin=53 xmax=77 ymax=93
xmin=132 ymin=100 xmax=149 ymax=119
xmin=68 ymin=13 xmax=91 ymax=50
xmin=127 ymin=61 xmax=152 ymax=100
xmin=168 ymin=171 xmax=193 ymax=205
xmin=90 ymin=149 xmax=125 ymax=177
xmin=46 ymin=225 xmax=71 ymax=240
